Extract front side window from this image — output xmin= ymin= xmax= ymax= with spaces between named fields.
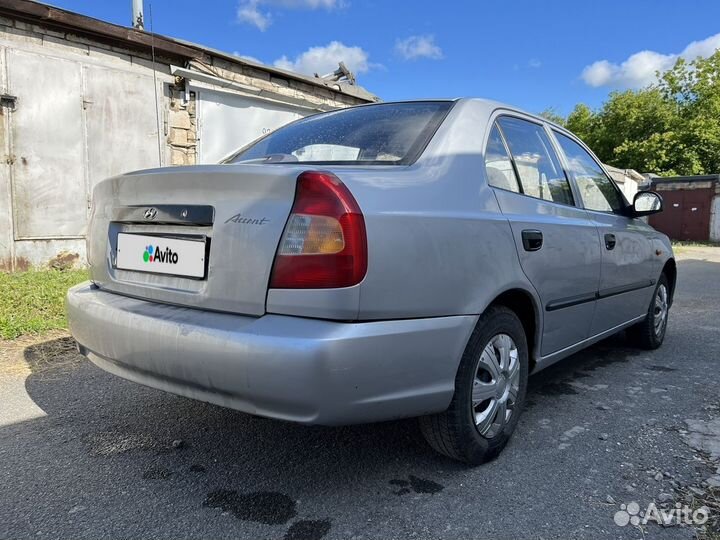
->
xmin=554 ymin=131 xmax=625 ymax=213
xmin=484 ymin=123 xmax=520 ymax=193
xmin=226 ymin=101 xmax=453 ymax=165
xmin=497 ymin=117 xmax=574 ymax=206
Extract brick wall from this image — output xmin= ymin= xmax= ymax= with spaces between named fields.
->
xmin=167 ymin=87 xmax=197 ymax=166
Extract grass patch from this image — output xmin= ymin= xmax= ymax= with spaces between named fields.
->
xmin=0 ymin=269 xmax=88 ymax=340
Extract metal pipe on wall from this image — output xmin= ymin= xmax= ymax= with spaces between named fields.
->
xmin=132 ymin=0 xmax=144 ymax=30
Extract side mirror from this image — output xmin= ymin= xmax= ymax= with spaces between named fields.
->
xmin=631 ymin=190 xmax=663 ymax=217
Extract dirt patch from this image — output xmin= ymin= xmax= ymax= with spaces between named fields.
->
xmin=22 ymin=334 xmax=83 ymax=376
xmin=48 ymin=252 xmax=80 ymax=271
xmin=0 ymin=330 xmax=75 ymax=370
xmin=0 ymin=256 xmax=32 ymax=272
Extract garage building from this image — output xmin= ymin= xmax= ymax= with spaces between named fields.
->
xmin=649 ymin=175 xmax=720 ymax=242
xmin=0 ymin=0 xmax=377 ymax=270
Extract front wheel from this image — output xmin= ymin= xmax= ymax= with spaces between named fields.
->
xmin=419 ymin=306 xmax=529 ymax=465
xmin=628 ymin=273 xmax=670 ymax=350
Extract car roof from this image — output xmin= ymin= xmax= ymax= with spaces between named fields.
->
xmin=459 ymin=98 xmax=565 ymax=129
xmin=350 ymin=98 xmax=563 ymax=131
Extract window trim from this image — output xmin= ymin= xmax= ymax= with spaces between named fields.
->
xmin=485 ymin=121 xmax=524 ymax=195
xmin=550 ymin=128 xmax=629 ymax=216
xmin=488 ymin=113 xmax=577 ymax=208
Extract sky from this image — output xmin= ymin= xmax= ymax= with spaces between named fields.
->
xmin=47 ymin=0 xmax=720 ymax=115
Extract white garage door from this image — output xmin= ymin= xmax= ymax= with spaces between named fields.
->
xmin=84 ymin=65 xmax=162 ymax=189
xmin=6 ymin=50 xmax=164 ymax=240
xmin=8 ymin=49 xmax=86 ymax=239
xmin=196 ymin=88 xmax=307 ymax=164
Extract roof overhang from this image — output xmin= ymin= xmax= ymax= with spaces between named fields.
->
xmin=0 ymin=0 xmax=378 ymax=102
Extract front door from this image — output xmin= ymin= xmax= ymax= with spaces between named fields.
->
xmin=552 ymin=131 xmax=656 ymax=335
xmin=486 ymin=116 xmax=601 ymax=356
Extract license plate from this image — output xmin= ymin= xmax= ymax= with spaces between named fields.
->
xmin=116 ymin=233 xmax=207 ymax=279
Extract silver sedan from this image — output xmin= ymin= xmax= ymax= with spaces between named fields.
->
xmin=67 ymin=99 xmax=674 ymax=464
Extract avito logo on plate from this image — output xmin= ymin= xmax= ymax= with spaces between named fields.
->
xmin=143 ymin=245 xmax=179 ymax=265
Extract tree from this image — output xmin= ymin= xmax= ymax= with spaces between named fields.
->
xmin=659 ymin=52 xmax=720 ymax=175
xmin=564 ymin=103 xmax=595 ymax=144
xmin=552 ymin=49 xmax=720 ymax=175
xmin=539 ymin=108 xmax=566 ymax=126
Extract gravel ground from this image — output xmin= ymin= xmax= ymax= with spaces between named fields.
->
xmin=1 ymin=246 xmax=719 ymax=540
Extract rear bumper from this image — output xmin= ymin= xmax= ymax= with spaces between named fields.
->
xmin=66 ymin=283 xmax=476 ymax=425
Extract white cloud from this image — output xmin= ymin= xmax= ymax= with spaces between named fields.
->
xmin=237 ymin=1 xmax=271 ymax=31
xmin=528 ymin=58 xmax=542 ymax=69
xmin=275 ymin=0 xmax=342 ymax=6
xmin=394 ymin=35 xmax=443 ymax=61
xmin=236 ymin=0 xmax=343 ymax=30
xmin=581 ymin=32 xmax=720 ymax=88
xmin=273 ymin=41 xmax=370 ymax=76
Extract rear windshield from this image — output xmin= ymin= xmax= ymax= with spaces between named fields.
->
xmin=226 ymin=101 xmax=454 ymax=166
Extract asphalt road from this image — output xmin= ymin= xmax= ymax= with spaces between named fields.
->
xmin=1 ymin=247 xmax=719 ymax=540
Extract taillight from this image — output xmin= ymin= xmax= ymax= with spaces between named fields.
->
xmin=270 ymin=171 xmax=367 ymax=288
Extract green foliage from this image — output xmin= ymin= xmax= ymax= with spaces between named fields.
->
xmin=539 ymin=108 xmax=566 ymax=126
xmin=565 ymin=103 xmax=595 ymax=143
xmin=0 ymin=269 xmax=88 ymax=340
xmin=554 ymin=50 xmax=720 ymax=175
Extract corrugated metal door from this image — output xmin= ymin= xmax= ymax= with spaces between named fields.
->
xmin=83 ymin=65 xmax=162 ymax=189
xmin=195 ymin=88 xmax=306 ymax=163
xmin=8 ymin=49 xmax=86 ymax=239
xmin=679 ymin=189 xmax=712 ymax=240
xmin=649 ymin=188 xmax=713 ymax=241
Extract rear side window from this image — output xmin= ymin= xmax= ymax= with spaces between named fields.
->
xmin=484 ymin=123 xmax=521 ymax=193
xmin=554 ymin=131 xmax=625 ymax=213
xmin=227 ymin=101 xmax=453 ymax=165
xmin=497 ymin=117 xmax=574 ymax=206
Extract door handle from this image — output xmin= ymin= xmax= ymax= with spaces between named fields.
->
xmin=604 ymin=233 xmax=616 ymax=250
xmin=521 ymin=229 xmax=543 ymax=251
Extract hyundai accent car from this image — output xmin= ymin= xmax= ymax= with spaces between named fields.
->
xmin=66 ymin=99 xmax=674 ymax=464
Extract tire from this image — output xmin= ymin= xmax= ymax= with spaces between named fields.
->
xmin=628 ymin=273 xmax=670 ymax=350
xmin=419 ymin=306 xmax=529 ymax=465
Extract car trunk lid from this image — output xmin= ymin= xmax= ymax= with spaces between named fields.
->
xmin=88 ymin=164 xmax=303 ymax=316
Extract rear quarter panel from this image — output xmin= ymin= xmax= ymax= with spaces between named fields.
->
xmin=336 ymin=100 xmax=538 ymax=321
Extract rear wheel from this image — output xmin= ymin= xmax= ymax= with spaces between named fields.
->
xmin=419 ymin=306 xmax=528 ymax=465
xmin=629 ymin=273 xmax=670 ymax=350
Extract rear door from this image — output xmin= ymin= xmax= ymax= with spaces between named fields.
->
xmin=552 ymin=130 xmax=656 ymax=335
xmin=486 ymin=115 xmax=601 ymax=356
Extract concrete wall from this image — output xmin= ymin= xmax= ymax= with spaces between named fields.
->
xmin=711 ymin=187 xmax=720 ymax=243
xmin=605 ymin=167 xmax=641 ymax=203
xmin=0 ymin=17 xmax=368 ymax=270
